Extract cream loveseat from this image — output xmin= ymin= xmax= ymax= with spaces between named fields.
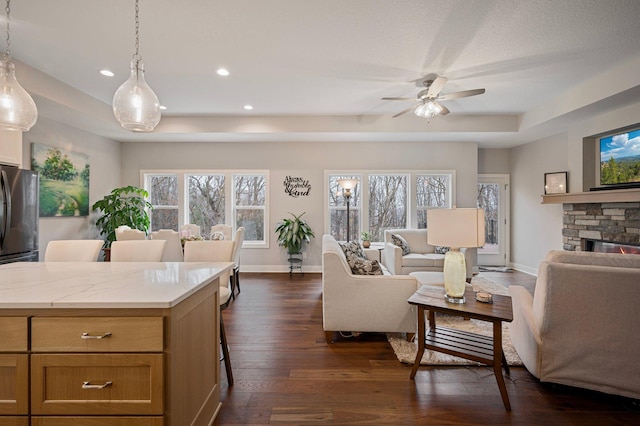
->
xmin=383 ymin=228 xmax=474 ymax=279
xmin=322 ymin=234 xmax=419 ymax=343
xmin=509 ymin=250 xmax=640 ymax=400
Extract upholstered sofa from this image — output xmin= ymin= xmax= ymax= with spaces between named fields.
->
xmin=321 ymin=234 xmax=419 ymax=343
xmin=383 ymin=228 xmax=474 ymax=279
xmin=509 ymin=250 xmax=640 ymax=400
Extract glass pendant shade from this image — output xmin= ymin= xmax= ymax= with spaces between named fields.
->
xmin=0 ymin=59 xmax=38 ymax=131
xmin=112 ymin=60 xmax=160 ymax=132
xmin=414 ymin=100 xmax=443 ymax=119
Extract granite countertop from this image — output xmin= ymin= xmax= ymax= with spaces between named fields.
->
xmin=0 ymin=261 xmax=232 ymax=309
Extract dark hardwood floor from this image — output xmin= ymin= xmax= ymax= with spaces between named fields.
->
xmin=214 ymin=271 xmax=639 ymax=425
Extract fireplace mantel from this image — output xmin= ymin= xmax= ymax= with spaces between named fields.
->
xmin=541 ymin=188 xmax=640 ymax=204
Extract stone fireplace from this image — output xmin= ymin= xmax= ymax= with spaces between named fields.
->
xmin=562 ymin=202 xmax=640 ymax=251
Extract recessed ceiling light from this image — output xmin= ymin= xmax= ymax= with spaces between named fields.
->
xmin=216 ymin=68 xmax=230 ymax=77
xmin=159 ymin=105 xmax=167 ymax=110
xmin=243 ymin=105 xmax=253 ymax=110
xmin=99 ymin=69 xmax=114 ymax=77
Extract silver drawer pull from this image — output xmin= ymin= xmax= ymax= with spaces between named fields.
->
xmin=81 ymin=332 xmax=112 ymax=339
xmin=82 ymin=381 xmax=113 ymax=390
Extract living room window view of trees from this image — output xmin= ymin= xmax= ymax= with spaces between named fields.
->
xmin=145 ymin=171 xmax=267 ymax=245
xmin=328 ymin=172 xmax=452 ymax=242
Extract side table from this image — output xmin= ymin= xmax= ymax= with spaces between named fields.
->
xmin=408 ymin=285 xmax=514 ymax=410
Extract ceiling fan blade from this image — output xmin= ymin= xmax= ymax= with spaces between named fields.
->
xmin=381 ymin=97 xmax=418 ymax=101
xmin=439 ymin=103 xmax=450 ymax=115
xmin=426 ymin=76 xmax=448 ymax=98
xmin=437 ymin=88 xmax=485 ymax=101
xmin=392 ymin=105 xmax=417 ymax=118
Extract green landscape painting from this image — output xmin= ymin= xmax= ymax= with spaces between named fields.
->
xmin=31 ymin=143 xmax=90 ymax=217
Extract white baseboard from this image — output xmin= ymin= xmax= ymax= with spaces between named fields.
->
xmin=509 ymin=262 xmax=538 ymax=276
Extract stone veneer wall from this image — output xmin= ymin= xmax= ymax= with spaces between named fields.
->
xmin=562 ymin=202 xmax=640 ymax=251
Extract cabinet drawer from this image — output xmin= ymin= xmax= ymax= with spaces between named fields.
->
xmin=0 ymin=354 xmax=28 ymax=415
xmin=32 ymin=417 xmax=163 ymax=426
xmin=0 ymin=318 xmax=28 ymax=352
xmin=32 ymin=317 xmax=163 ymax=352
xmin=0 ymin=417 xmax=28 ymax=426
xmin=31 ymin=354 xmax=163 ymax=415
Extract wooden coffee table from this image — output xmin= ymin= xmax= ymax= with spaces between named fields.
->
xmin=408 ymin=285 xmax=514 ymax=410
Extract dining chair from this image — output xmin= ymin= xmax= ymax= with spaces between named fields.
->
xmin=150 ymin=229 xmax=184 ymax=262
xmin=115 ymin=227 xmax=147 ymax=241
xmin=210 ymin=224 xmax=233 ymax=241
xmin=229 ymin=227 xmax=245 ymax=298
xmin=110 ymin=240 xmax=166 ymax=262
xmin=180 ymin=223 xmax=201 ymax=238
xmin=44 ymin=240 xmax=104 ymax=262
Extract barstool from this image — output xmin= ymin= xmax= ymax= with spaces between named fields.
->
xmin=220 ymin=286 xmax=233 ymax=385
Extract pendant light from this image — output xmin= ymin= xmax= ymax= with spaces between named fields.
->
xmin=0 ymin=0 xmax=37 ymax=131
xmin=112 ymin=0 xmax=160 ymax=132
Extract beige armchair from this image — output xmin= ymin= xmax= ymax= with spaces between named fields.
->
xmin=509 ymin=250 xmax=640 ymax=400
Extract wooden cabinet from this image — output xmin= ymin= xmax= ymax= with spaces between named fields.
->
xmin=0 ymin=317 xmax=28 ymax=423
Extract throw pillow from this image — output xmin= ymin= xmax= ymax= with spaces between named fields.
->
xmin=339 ymin=240 xmax=366 ymax=259
xmin=346 ymin=256 xmax=383 ymax=275
xmin=211 ymin=231 xmax=225 ymax=240
xmin=391 ymin=234 xmax=410 ymax=255
xmin=435 ymin=246 xmax=450 ymax=254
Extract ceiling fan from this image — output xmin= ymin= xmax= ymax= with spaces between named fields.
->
xmin=382 ymin=76 xmax=485 ymax=120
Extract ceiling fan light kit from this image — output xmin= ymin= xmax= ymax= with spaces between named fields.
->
xmin=382 ymin=75 xmax=485 ymax=122
xmin=112 ymin=0 xmax=161 ymax=132
xmin=0 ymin=0 xmax=38 ymax=131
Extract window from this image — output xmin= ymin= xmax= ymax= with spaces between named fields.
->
xmin=144 ymin=170 xmax=268 ymax=246
xmin=326 ymin=171 xmax=453 ymax=242
xmin=416 ymin=174 xmax=451 ymax=228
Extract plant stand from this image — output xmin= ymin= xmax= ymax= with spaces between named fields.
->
xmin=288 ymin=253 xmax=303 ymax=277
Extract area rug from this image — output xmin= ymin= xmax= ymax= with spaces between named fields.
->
xmin=387 ymin=276 xmax=523 ymax=366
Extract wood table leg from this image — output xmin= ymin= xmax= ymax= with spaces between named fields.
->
xmin=410 ymin=306 xmax=426 ymax=379
xmin=492 ymin=321 xmax=511 ymax=410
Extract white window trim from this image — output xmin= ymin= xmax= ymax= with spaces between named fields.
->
xmin=141 ymin=169 xmax=269 ymax=248
xmin=324 ymin=169 xmax=456 ymax=236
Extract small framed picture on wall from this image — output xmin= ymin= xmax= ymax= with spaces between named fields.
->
xmin=544 ymin=171 xmax=568 ymax=194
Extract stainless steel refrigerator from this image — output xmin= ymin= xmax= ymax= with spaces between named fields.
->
xmin=0 ymin=166 xmax=39 ymax=264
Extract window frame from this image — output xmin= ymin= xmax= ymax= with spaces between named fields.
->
xmin=325 ymin=170 xmax=456 ymax=242
xmin=142 ymin=169 xmax=270 ymax=248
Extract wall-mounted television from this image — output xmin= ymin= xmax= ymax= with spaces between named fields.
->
xmin=598 ymin=127 xmax=640 ymax=189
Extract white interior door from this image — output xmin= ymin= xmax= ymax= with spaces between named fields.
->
xmin=477 ymin=174 xmax=510 ymax=266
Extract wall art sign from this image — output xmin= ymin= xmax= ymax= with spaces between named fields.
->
xmin=284 ymin=175 xmax=311 ymax=197
xmin=31 ymin=143 xmax=90 ymax=217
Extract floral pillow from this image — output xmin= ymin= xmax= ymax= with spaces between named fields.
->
xmin=346 ymin=256 xmax=383 ymax=275
xmin=391 ymin=234 xmax=410 ymax=255
xmin=435 ymin=246 xmax=450 ymax=254
xmin=339 ymin=240 xmax=366 ymax=259
xmin=211 ymin=231 xmax=225 ymax=240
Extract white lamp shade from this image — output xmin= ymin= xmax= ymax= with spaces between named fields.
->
xmin=426 ymin=208 xmax=485 ymax=248
xmin=337 ymin=178 xmax=358 ymax=190
xmin=0 ymin=60 xmax=38 ymax=131
xmin=113 ymin=60 xmax=161 ymax=132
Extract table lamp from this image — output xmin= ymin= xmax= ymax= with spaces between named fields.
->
xmin=426 ymin=207 xmax=485 ymax=303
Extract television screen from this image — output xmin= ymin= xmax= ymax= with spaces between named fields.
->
xmin=599 ymin=128 xmax=640 ymax=186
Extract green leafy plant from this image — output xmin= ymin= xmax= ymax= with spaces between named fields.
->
xmin=92 ymin=185 xmax=153 ymax=248
xmin=361 ymin=231 xmax=372 ymax=241
xmin=275 ymin=212 xmax=315 ymax=254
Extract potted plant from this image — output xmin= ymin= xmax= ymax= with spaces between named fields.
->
xmin=92 ymin=185 xmax=153 ymax=258
xmin=361 ymin=231 xmax=372 ymax=248
xmin=275 ymin=212 xmax=315 ymax=254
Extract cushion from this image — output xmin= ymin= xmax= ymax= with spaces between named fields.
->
xmin=211 ymin=231 xmax=225 ymax=240
xmin=391 ymin=234 xmax=410 ymax=255
xmin=339 ymin=240 xmax=366 ymax=259
xmin=346 ymin=256 xmax=384 ymax=275
xmin=435 ymin=246 xmax=450 ymax=254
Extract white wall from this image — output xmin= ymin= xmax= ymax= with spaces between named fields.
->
xmin=23 ymin=117 xmax=121 ymax=259
xmin=478 ymin=148 xmax=510 ymax=174
xmin=510 ymin=134 xmax=566 ymax=274
xmin=121 ymin=141 xmax=478 ymax=272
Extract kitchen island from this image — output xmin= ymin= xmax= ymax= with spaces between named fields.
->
xmin=0 ymin=261 xmax=232 ymax=426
